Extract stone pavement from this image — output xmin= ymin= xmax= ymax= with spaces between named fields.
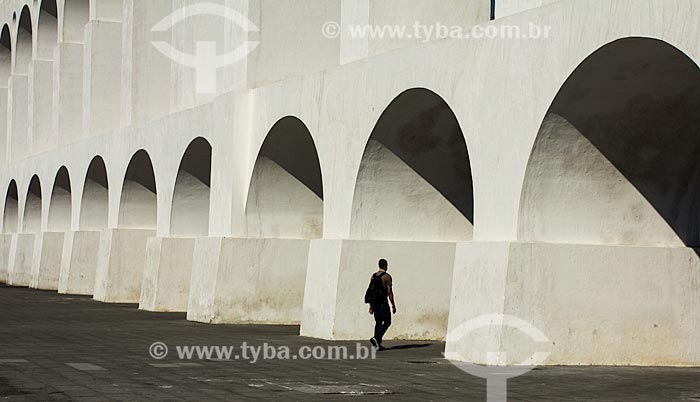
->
xmin=0 ymin=284 xmax=699 ymax=401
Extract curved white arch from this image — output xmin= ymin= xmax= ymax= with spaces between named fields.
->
xmin=36 ymin=0 xmax=57 ymax=60
xmin=62 ymin=0 xmax=88 ymax=43
xmin=23 ymin=175 xmax=42 ymax=232
xmin=0 ymin=24 xmax=12 ymax=86
xmin=48 ymin=165 xmax=71 ymax=231
xmin=3 ymin=180 xmax=18 ymax=233
xmin=349 ymin=88 xmax=474 ymax=242
xmin=245 ymin=116 xmax=323 ymax=239
xmin=118 ymin=149 xmax=157 ymax=229
xmin=170 ymin=137 xmax=211 ymax=237
xmin=14 ymin=5 xmax=32 ymax=75
xmin=518 ymin=37 xmax=700 ymax=247
xmin=79 ymin=155 xmax=108 ymax=230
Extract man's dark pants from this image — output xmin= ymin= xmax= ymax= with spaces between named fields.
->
xmin=372 ymin=300 xmax=392 ymax=344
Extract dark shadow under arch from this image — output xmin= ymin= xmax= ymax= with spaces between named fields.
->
xmin=63 ymin=0 xmax=89 ymax=43
xmin=23 ymin=175 xmax=42 ymax=232
xmin=37 ymin=0 xmax=58 ymax=60
xmin=350 ymin=88 xmax=474 ymax=241
xmin=0 ymin=25 xmax=12 ymax=85
xmin=119 ymin=150 xmax=157 ymax=229
xmin=245 ymin=116 xmax=324 ymax=239
xmin=48 ymin=166 xmax=72 ymax=231
xmin=171 ymin=137 xmax=212 ymax=236
xmin=519 ymin=37 xmax=700 ymax=248
xmin=3 ymin=180 xmax=18 ymax=233
xmin=15 ymin=6 xmax=32 ymax=75
xmin=80 ymin=156 xmax=109 ymax=230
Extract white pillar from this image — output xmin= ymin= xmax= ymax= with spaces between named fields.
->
xmin=29 ymin=59 xmax=55 ymax=153
xmin=120 ymin=0 xmax=173 ymax=126
xmin=58 ymin=230 xmax=101 ymax=295
xmin=94 ymin=228 xmax=154 ymax=303
xmin=187 ymin=237 xmax=309 ymax=323
xmin=8 ymin=75 xmax=30 ymax=160
xmin=0 ymin=87 xmax=8 ymax=166
xmin=55 ymin=42 xmax=85 ymax=144
xmin=83 ymin=20 xmax=123 ymax=136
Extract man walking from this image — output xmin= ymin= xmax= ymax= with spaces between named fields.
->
xmin=365 ymin=259 xmax=396 ymax=351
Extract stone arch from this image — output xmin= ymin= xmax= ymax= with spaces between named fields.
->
xmin=48 ymin=166 xmax=71 ymax=231
xmin=15 ymin=5 xmax=32 ymax=74
xmin=350 ymin=88 xmax=474 ymax=241
xmin=23 ymin=175 xmax=42 ymax=232
xmin=37 ymin=0 xmax=58 ymax=60
xmin=170 ymin=137 xmax=211 ymax=237
xmin=3 ymin=180 xmax=18 ymax=233
xmin=62 ymin=0 xmax=89 ymax=43
xmin=245 ymin=116 xmax=323 ymax=239
xmin=79 ymin=155 xmax=108 ymax=230
xmin=0 ymin=25 xmax=12 ymax=85
xmin=118 ymin=150 xmax=157 ymax=229
xmin=518 ymin=37 xmax=700 ymax=247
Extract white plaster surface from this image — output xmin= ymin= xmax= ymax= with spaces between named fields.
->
xmin=58 ymin=230 xmax=101 ymax=295
xmin=8 ymin=233 xmax=35 ymax=286
xmin=29 ymin=232 xmax=64 ymax=290
xmin=140 ymin=236 xmax=194 ymax=312
xmin=188 ymin=237 xmax=309 ymax=324
xmin=0 ymin=0 xmax=697 ymax=367
xmin=302 ymin=239 xmax=456 ymax=340
xmin=0 ymin=234 xmax=11 ymax=283
xmin=93 ymin=228 xmax=154 ymax=303
xmin=446 ymin=241 xmax=700 ymax=366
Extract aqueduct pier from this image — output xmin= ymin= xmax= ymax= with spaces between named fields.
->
xmin=0 ymin=0 xmax=699 ymax=366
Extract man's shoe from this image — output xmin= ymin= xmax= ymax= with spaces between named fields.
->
xmin=369 ymin=338 xmax=378 ymax=348
xmin=377 ymin=345 xmax=387 ymax=351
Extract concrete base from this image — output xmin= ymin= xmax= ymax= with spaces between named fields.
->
xmin=58 ymin=231 xmax=101 ymax=295
xmin=0 ymin=234 xmax=11 ymax=283
xmin=140 ymin=237 xmax=195 ymax=312
xmin=8 ymin=234 xmax=36 ymax=287
xmin=187 ymin=237 xmax=310 ymax=324
xmin=444 ymin=241 xmax=700 ymax=366
xmin=29 ymin=232 xmax=65 ymax=290
xmin=94 ymin=229 xmax=155 ymax=303
xmin=300 ymin=239 xmax=457 ymax=340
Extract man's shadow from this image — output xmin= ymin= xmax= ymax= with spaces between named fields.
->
xmin=382 ymin=343 xmax=432 ymax=351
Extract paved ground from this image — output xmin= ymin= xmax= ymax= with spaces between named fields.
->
xmin=0 ymin=285 xmax=699 ymax=401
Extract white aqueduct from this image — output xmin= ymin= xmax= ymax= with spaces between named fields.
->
xmin=0 ymin=0 xmax=699 ymax=366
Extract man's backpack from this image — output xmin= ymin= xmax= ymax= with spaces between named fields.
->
xmin=364 ymin=272 xmax=387 ymax=305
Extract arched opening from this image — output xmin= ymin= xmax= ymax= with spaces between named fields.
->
xmin=3 ymin=180 xmax=18 ymax=233
xmin=245 ymin=117 xmax=323 ymax=239
xmin=518 ymin=38 xmax=700 ymax=247
xmin=170 ymin=138 xmax=211 ymax=237
xmin=15 ymin=6 xmax=32 ymax=75
xmin=48 ymin=166 xmax=71 ymax=231
xmin=37 ymin=0 xmax=58 ymax=60
xmin=23 ymin=175 xmax=42 ymax=232
xmin=350 ymin=88 xmax=474 ymax=241
xmin=0 ymin=25 xmax=12 ymax=86
xmin=62 ymin=0 xmax=89 ymax=43
xmin=79 ymin=156 xmax=108 ymax=230
xmin=118 ymin=150 xmax=157 ymax=229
